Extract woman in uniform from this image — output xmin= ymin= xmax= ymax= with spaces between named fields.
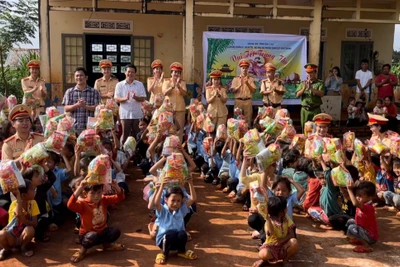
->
xmin=206 ymin=70 xmax=228 ymax=127
xmin=147 ymin=59 xmax=164 ymax=105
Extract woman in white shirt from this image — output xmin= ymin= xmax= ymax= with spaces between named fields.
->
xmin=325 ymin=66 xmax=343 ymax=96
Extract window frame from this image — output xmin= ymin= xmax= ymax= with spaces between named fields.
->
xmin=340 ymin=41 xmax=374 ymax=83
xmin=62 ymin=34 xmax=85 ymax=91
xmin=131 ymin=35 xmax=154 ymax=84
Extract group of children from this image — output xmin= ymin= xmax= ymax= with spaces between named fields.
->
xmin=0 ymin=93 xmax=396 ymax=267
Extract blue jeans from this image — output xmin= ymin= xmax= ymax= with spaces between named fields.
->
xmin=383 ymin=191 xmax=400 ymax=210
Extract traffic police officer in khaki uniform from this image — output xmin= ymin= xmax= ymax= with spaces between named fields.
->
xmin=94 ymin=59 xmax=118 ymax=104
xmin=2 ymin=104 xmax=44 ymax=160
xmin=230 ymin=58 xmax=256 ymax=125
xmin=21 ymin=60 xmax=47 ymax=116
xmin=260 ymin=63 xmax=285 ymax=109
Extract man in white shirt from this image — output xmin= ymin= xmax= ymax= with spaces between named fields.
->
xmin=114 ymin=64 xmax=146 ymax=145
xmin=355 ymin=59 xmax=374 ymax=107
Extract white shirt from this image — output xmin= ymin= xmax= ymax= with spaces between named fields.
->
xmin=114 ymin=80 xmax=146 ymax=119
xmin=355 ymin=69 xmax=373 ymax=93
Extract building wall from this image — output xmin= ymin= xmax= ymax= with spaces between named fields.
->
xmin=48 ymin=11 xmax=183 ymax=83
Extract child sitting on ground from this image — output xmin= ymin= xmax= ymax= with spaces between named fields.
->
xmin=0 ymin=180 xmax=39 ymax=260
xmin=153 ymin=179 xmax=197 ymax=265
xmin=346 ymin=180 xmax=378 ymax=253
xmin=383 ymin=158 xmax=400 ymax=217
xmin=254 ymin=196 xmax=299 ymax=267
xmin=67 ymin=179 xmax=125 ymax=263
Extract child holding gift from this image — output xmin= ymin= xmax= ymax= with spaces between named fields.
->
xmin=67 ymin=178 xmax=125 ymax=263
xmin=346 ymin=180 xmax=378 ymax=253
xmin=254 ymin=196 xmax=299 ymax=267
xmin=0 ymin=180 xmax=39 ymax=260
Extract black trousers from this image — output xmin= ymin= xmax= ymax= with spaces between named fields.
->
xmin=329 ymin=214 xmax=353 ymax=233
xmin=227 ymin=177 xmax=239 ymax=192
xmin=35 ymin=214 xmax=51 ymax=240
xmin=248 ymin=213 xmax=266 ymax=233
xmin=79 ymin=227 xmax=121 ymax=249
xmin=158 ymin=230 xmax=187 ymax=256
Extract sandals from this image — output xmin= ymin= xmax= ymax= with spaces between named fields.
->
xmin=0 ymin=249 xmax=12 ymax=261
xmin=349 ymin=239 xmax=363 ymax=245
xmin=71 ymin=251 xmax=86 ymax=263
xmin=21 ymin=247 xmax=34 ymax=257
xmin=103 ymin=243 xmax=125 ymax=251
xmin=353 ymin=246 xmax=373 ymax=253
xmin=177 ymin=249 xmax=197 ymax=260
xmin=155 ymin=253 xmax=166 ymax=264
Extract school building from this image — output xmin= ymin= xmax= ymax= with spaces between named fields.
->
xmin=39 ymin=0 xmax=400 ymax=108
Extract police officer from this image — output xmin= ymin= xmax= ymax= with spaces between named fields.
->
xmin=296 ymin=63 xmax=325 ymax=131
xmin=2 ymin=104 xmax=44 ymax=161
xmin=260 ymin=63 xmax=285 ymax=109
xmin=21 ymin=60 xmax=47 ymax=117
xmin=94 ymin=59 xmax=118 ymax=104
xmin=230 ymin=58 xmax=256 ymax=125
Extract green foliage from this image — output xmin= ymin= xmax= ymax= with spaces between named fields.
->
xmin=393 ymin=50 xmax=400 ymax=64
xmin=392 ymin=64 xmax=400 ymax=77
xmin=207 ymin=39 xmax=234 ymax=72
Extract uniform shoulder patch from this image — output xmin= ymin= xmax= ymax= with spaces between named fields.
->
xmin=4 ymin=135 xmax=16 ymax=142
xmin=23 ymin=77 xmax=29 ymax=81
xmin=32 ymin=133 xmax=44 ymax=137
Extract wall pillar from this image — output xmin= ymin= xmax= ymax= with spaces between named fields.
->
xmin=308 ymin=0 xmax=322 ymax=65
xmin=39 ymin=0 xmax=51 ymax=82
xmin=183 ymin=0 xmax=194 ymax=83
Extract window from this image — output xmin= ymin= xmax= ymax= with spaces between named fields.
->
xmin=132 ymin=36 xmax=154 ymax=83
xmin=63 ymin=35 xmax=84 ymax=89
xmin=341 ymin=41 xmax=373 ymax=82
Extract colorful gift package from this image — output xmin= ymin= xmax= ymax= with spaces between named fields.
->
xmin=21 ymin=143 xmax=49 ymax=167
xmin=77 ymin=129 xmax=101 ymax=155
xmin=343 ymin=131 xmax=355 ymax=151
xmin=105 ymin=98 xmax=119 ymax=116
xmin=278 ymin=124 xmax=296 ymax=143
xmin=250 ymin=181 xmax=268 ymax=219
xmin=162 ymin=135 xmax=180 ymax=156
xmin=331 ymin=165 xmax=353 ymax=187
xmin=202 ymin=137 xmax=213 ymax=155
xmin=354 ymin=138 xmax=366 ymax=159
xmin=290 ymin=134 xmax=306 ymax=152
xmin=96 ymin=108 xmax=114 ymax=130
xmin=7 ymin=95 xmax=17 ymax=110
xmin=242 ymin=129 xmax=265 ymax=157
xmin=87 ymin=155 xmax=112 ymax=185
xmin=203 ymin=115 xmax=215 ymax=133
xmin=161 ymin=153 xmax=189 ymax=184
xmin=141 ymin=100 xmax=153 ymax=113
xmin=123 ymin=136 xmax=137 ymax=157
xmin=46 ymin=106 xmax=60 ymax=118
xmin=0 ymin=161 xmax=25 ymax=193
xmin=227 ymin=118 xmax=241 ymax=140
xmin=216 ymin=124 xmax=228 ymax=140
xmin=45 ymin=131 xmax=69 ymax=154
xmin=368 ymin=139 xmax=388 ymax=154
xmin=256 ymin=144 xmax=281 ymax=171
xmin=304 ymin=121 xmax=315 ymax=137
xmin=311 ymin=137 xmax=324 ymax=158
xmin=158 ymin=111 xmax=174 ymax=132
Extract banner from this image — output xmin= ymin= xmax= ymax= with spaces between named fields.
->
xmin=202 ymin=32 xmax=307 ymax=105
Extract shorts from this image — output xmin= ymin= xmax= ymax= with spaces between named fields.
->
xmin=346 ymin=219 xmax=377 ymax=245
xmin=260 ymin=241 xmax=288 ymax=261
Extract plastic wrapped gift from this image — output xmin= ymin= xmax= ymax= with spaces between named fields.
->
xmin=216 ymin=124 xmax=228 ymax=140
xmin=238 ymin=119 xmax=248 ymax=135
xmin=385 ymin=130 xmax=399 ymax=139
xmin=0 ymin=161 xmax=25 ymax=194
xmin=87 ymin=117 xmax=98 ymax=129
xmin=290 ymin=134 xmax=306 ymax=152
xmin=147 ymin=125 xmax=158 ymax=144
xmin=141 ymin=100 xmax=153 ymax=113
xmin=154 ymin=93 xmax=165 ymax=108
xmin=23 ymin=92 xmax=35 ymax=106
xmin=57 ymin=115 xmax=75 ymax=132
xmin=354 ymin=139 xmax=366 ymax=159
xmin=77 ymin=129 xmax=101 ymax=155
xmin=161 ymin=153 xmax=189 ymax=184
xmin=250 ymin=181 xmax=268 ymax=219
xmin=7 ymin=95 xmax=17 ymax=110
xmin=159 ymin=111 xmax=174 ymax=132
xmin=105 ymin=98 xmax=119 ymax=116
xmin=331 ymin=165 xmax=353 ymax=187
xmin=21 ymin=143 xmax=49 ymax=167
xmin=304 ymin=121 xmax=315 ymax=137
xmin=149 ymin=109 xmax=161 ymax=127
xmin=39 ymin=115 xmax=49 ymax=131
xmin=46 ymin=106 xmax=60 ymax=118
xmin=264 ymin=119 xmax=285 ymax=138
xmin=368 ymin=139 xmax=388 ymax=154
xmin=234 ymin=107 xmax=243 ymax=119
xmin=45 ymin=131 xmax=68 ymax=154
xmin=203 ymin=137 xmax=213 ymax=155
xmin=96 ymin=108 xmax=114 ymax=130
xmin=390 ymin=137 xmax=400 ymax=158
xmin=259 ymin=116 xmax=275 ymax=131
xmin=334 ymin=150 xmax=345 ymax=164
xmin=343 ymin=131 xmax=355 ymax=151
xmin=203 ymin=116 xmax=215 ymax=133
xmin=278 ymin=124 xmax=296 ymax=143
xmin=256 ymin=144 xmax=281 ymax=171
xmin=275 ymin=108 xmax=289 ymax=120
xmin=162 ymin=135 xmax=180 ymax=156
xmin=311 ymin=137 xmax=324 ymax=158
xmin=123 ymin=136 xmax=137 ymax=157
xmin=324 ymin=138 xmax=342 ymax=160
xmin=44 ymin=119 xmax=58 ymax=138
xmin=94 ymin=104 xmax=105 ymax=118
xmin=159 ymin=99 xmax=174 ymax=112
xmin=196 ymin=113 xmax=205 ymax=129
xmin=227 ymin=118 xmax=241 ymax=140
xmin=87 ymin=155 xmax=112 ymax=185
xmin=189 ymin=99 xmax=200 ymax=122
xmin=242 ymin=129 xmax=265 ymax=156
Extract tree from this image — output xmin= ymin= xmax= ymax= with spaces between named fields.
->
xmin=0 ymin=0 xmax=38 ymax=95
xmin=393 ymin=50 xmax=400 ymax=64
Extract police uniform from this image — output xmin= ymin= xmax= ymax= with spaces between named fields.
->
xmin=2 ymin=105 xmax=44 ymax=160
xmin=260 ymin=63 xmax=285 ymax=108
xmin=206 ymin=70 xmax=228 ymax=126
xmin=367 ymin=113 xmax=388 ymax=142
xmin=296 ymin=63 xmax=325 ymax=131
xmin=231 ymin=58 xmax=256 ymax=125
xmin=21 ymin=60 xmax=46 ymax=114
xmin=147 ymin=59 xmax=164 ymax=105
xmin=94 ymin=59 xmax=118 ymax=104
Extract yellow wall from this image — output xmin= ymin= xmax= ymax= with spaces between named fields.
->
xmin=49 ymin=11 xmax=183 ymax=83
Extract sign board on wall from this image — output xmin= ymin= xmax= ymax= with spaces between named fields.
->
xmin=202 ymin=32 xmax=307 ymax=105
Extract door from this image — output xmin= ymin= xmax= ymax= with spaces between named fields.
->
xmin=340 ymin=41 xmax=373 ymax=82
xmin=85 ymin=34 xmax=132 ymax=87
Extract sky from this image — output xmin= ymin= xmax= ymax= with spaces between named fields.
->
xmin=19 ymin=24 xmax=400 ymax=50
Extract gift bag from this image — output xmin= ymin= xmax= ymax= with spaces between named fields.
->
xmin=154 ymin=93 xmax=165 ymax=108
xmin=343 ymin=131 xmax=355 ymax=152
xmin=105 ymin=98 xmax=119 ymax=116
xmin=335 ymin=150 xmax=345 ymax=164
xmin=203 ymin=116 xmax=215 ymax=133
xmin=141 ymin=101 xmax=153 ymax=113
xmin=87 ymin=117 xmax=98 ymax=129
xmin=311 ymin=137 xmax=324 ymax=158
xmin=250 ymin=181 xmax=268 ymax=219
xmin=7 ymin=95 xmax=17 ymax=110
xmin=331 ymin=165 xmax=353 ymax=187
xmin=161 ymin=153 xmax=189 ymax=184
xmin=256 ymin=144 xmax=281 ymax=171
xmin=203 ymin=137 xmax=213 ymax=156
xmin=278 ymin=124 xmax=296 ymax=143
xmin=189 ymin=99 xmax=200 ymax=122
xmin=304 ymin=121 xmax=315 ymax=137
xmin=45 ymin=131 xmax=69 ymax=154
xmin=123 ymin=136 xmax=137 ymax=157
xmin=290 ymin=134 xmax=306 ymax=152
xmin=46 ymin=106 xmax=60 ymax=118
xmin=159 ymin=99 xmax=174 ymax=112
xmin=354 ymin=139 xmax=366 ymax=159
xmin=44 ymin=116 xmax=62 ymax=138
xmin=274 ymin=108 xmax=289 ymax=121
xmin=21 ymin=143 xmax=49 ymax=167
xmin=216 ymin=124 xmax=228 ymax=140
xmin=87 ymin=155 xmax=112 ymax=185
xmin=242 ymin=129 xmax=265 ymax=157
xmin=227 ymin=118 xmax=240 ymax=140
xmin=390 ymin=137 xmax=400 ymax=158
xmin=159 ymin=111 xmax=174 ymax=132
xmin=77 ymin=129 xmax=101 ymax=156
xmin=196 ymin=113 xmax=205 ymax=130
xmin=57 ymin=115 xmax=75 ymax=132
xmin=324 ymin=138 xmax=342 ymax=161
xmin=96 ymin=108 xmax=114 ymax=130
xmin=238 ymin=120 xmax=248 ymax=136
xmin=39 ymin=115 xmax=49 ymax=132
xmin=22 ymin=92 xmax=35 ymax=106
xmin=368 ymin=139 xmax=388 ymax=154
xmin=162 ymin=135 xmax=180 ymax=156
xmin=259 ymin=117 xmax=275 ymax=131
xmin=147 ymin=125 xmax=158 ymax=144
xmin=0 ymin=161 xmax=25 ymax=194
xmin=264 ymin=120 xmax=285 ymax=138
xmin=234 ymin=107 xmax=243 ymax=119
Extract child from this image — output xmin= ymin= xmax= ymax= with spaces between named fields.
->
xmin=346 ymin=180 xmax=378 ymax=253
xmin=373 ymin=98 xmax=387 ymax=116
xmin=67 ymin=179 xmax=125 ymax=263
xmin=0 ymin=180 xmax=39 ymax=260
xmin=347 ymin=97 xmax=356 ymax=127
xmin=383 ymin=158 xmax=400 ymax=216
xmin=354 ymin=100 xmax=368 ymax=126
xmin=254 ymin=196 xmax=298 ymax=267
xmin=376 ymin=154 xmax=394 ymax=201
xmin=302 ymin=160 xmax=322 ymax=213
xmin=153 ymin=180 xmax=197 ymax=264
